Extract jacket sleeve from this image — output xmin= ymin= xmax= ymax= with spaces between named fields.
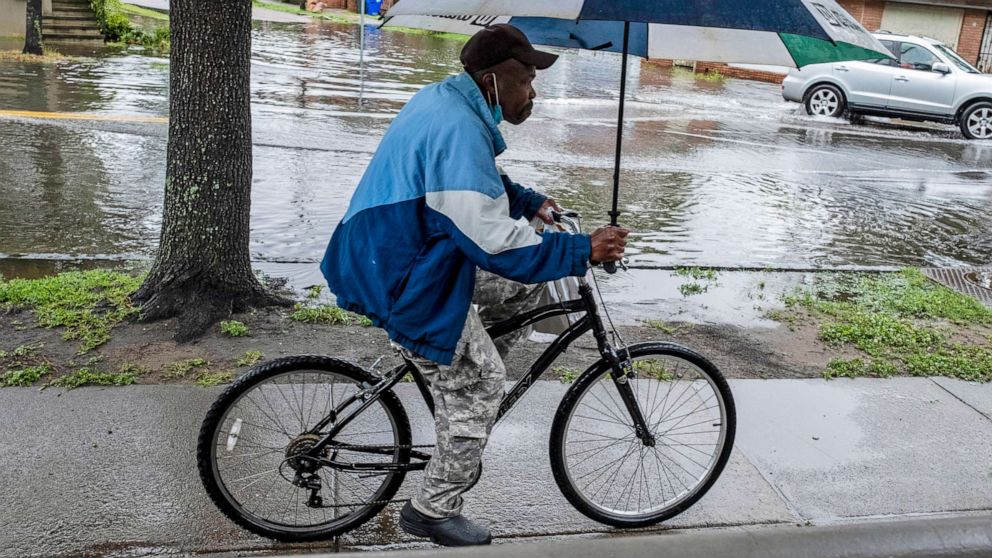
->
xmin=500 ymin=173 xmax=546 ymax=221
xmin=424 ymin=123 xmax=590 ymax=284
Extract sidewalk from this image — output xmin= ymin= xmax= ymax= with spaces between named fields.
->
xmin=1 ymin=377 xmax=990 ymax=556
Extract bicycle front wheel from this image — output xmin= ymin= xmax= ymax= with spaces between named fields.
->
xmin=196 ymin=355 xmax=412 ymax=541
xmin=549 ymin=343 xmax=735 ymax=527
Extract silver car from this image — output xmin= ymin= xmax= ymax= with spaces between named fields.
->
xmin=782 ymin=32 xmax=992 ymax=140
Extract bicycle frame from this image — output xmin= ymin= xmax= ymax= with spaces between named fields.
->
xmin=302 ymin=275 xmax=656 ymax=473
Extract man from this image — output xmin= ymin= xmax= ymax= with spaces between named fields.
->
xmin=321 ymin=24 xmax=627 ymax=546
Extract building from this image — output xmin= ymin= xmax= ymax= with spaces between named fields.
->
xmin=838 ymin=0 xmax=991 ymax=70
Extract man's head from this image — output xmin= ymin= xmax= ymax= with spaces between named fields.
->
xmin=460 ymin=24 xmax=558 ymax=125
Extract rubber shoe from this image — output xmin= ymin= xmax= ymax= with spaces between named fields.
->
xmin=399 ymin=502 xmax=492 ymax=546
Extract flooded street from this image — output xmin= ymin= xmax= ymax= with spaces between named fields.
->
xmin=2 ymin=20 xmax=992 ymax=284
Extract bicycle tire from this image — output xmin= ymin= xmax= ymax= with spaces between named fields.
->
xmin=196 ymin=355 xmax=412 ymax=541
xmin=549 ymin=342 xmax=735 ymax=528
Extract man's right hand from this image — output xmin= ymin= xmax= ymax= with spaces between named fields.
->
xmin=589 ymin=226 xmax=629 ymax=265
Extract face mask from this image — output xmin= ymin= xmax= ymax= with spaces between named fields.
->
xmin=487 ymin=73 xmax=503 ymax=125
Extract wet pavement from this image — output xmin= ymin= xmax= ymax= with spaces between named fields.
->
xmin=1 ymin=378 xmax=990 ymax=557
xmin=1 ymin=20 xmax=992 ymax=293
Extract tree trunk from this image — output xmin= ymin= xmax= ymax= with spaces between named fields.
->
xmin=133 ymin=0 xmax=290 ymax=341
xmin=23 ymin=0 xmax=43 ymax=55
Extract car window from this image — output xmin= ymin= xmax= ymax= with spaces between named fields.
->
xmin=934 ymin=43 xmax=979 ymax=73
xmin=868 ymin=39 xmax=899 ymax=66
xmin=899 ymin=43 xmax=940 ymax=72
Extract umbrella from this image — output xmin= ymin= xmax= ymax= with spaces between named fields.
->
xmin=383 ymin=1 xmax=892 ymax=271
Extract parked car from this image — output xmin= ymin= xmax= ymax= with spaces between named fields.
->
xmin=782 ymin=32 xmax=992 ymax=140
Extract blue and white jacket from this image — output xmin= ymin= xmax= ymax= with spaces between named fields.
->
xmin=321 ymin=72 xmax=591 ymax=365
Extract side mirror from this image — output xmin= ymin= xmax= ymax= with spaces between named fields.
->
xmin=932 ymin=62 xmax=951 ymax=74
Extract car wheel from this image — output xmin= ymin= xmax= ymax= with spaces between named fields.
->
xmin=805 ymin=84 xmax=846 ymax=118
xmin=960 ymin=102 xmax=992 ymax=140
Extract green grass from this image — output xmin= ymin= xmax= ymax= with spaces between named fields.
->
xmin=775 ymin=269 xmax=992 ymax=381
xmin=672 ymin=67 xmax=726 ymax=82
xmin=194 ymin=371 xmax=233 ymax=387
xmin=119 ymin=3 xmax=168 ymax=20
xmin=678 ymin=283 xmax=707 ymax=297
xmin=1 ymin=363 xmax=53 ymax=387
xmin=0 ymin=270 xmax=143 ymax=353
xmin=290 ymin=303 xmax=373 ymax=326
xmin=631 ymin=359 xmax=676 ymax=381
xmin=165 ymin=358 xmax=209 ymax=379
xmin=554 ymin=365 xmax=579 ymax=384
xmin=644 ymin=320 xmax=678 ymax=335
xmin=250 ymin=0 xmax=468 ymax=40
xmin=236 ymin=350 xmax=264 ymax=367
xmin=50 ymin=367 xmax=136 ymax=389
xmin=220 ymin=320 xmax=250 ymax=337
xmin=673 ymin=267 xmax=718 ymax=298
xmin=305 ymin=284 xmax=324 ymax=300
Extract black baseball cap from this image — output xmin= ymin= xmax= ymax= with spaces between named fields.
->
xmin=460 ymin=23 xmax=558 ymax=73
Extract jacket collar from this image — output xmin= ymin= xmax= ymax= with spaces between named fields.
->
xmin=445 ymin=72 xmax=507 ymax=156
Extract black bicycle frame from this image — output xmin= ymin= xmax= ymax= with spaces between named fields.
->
xmin=304 ymin=281 xmax=655 ymax=472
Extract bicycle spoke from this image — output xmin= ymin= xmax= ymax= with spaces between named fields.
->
xmin=558 ymin=353 xmax=730 ymax=519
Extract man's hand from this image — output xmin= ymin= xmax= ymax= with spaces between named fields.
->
xmin=537 ymin=198 xmax=562 ymax=224
xmin=589 ymin=226 xmax=629 ymax=264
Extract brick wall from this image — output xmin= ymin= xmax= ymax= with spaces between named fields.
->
xmin=862 ymin=0 xmax=886 ymax=30
xmin=957 ymin=9 xmax=987 ymax=63
xmin=693 ymin=61 xmax=787 ymax=84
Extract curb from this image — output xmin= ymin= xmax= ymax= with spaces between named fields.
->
xmin=289 ymin=514 xmax=992 ymax=558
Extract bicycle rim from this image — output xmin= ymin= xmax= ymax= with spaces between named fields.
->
xmin=208 ymin=369 xmax=403 ymax=535
xmin=558 ymin=351 xmax=731 ymax=521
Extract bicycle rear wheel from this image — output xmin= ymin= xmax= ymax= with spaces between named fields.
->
xmin=196 ymin=355 xmax=411 ymax=541
xmin=549 ymin=343 xmax=735 ymax=527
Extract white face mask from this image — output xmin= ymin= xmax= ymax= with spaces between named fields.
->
xmin=486 ymin=73 xmax=503 ymax=125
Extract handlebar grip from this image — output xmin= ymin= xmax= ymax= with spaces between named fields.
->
xmin=603 ymin=260 xmax=618 ymax=274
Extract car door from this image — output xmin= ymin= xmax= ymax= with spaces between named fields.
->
xmin=838 ymin=39 xmax=898 ymax=108
xmin=887 ymin=42 xmax=958 ymax=116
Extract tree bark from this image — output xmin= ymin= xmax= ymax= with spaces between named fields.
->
xmin=134 ymin=0 xmax=291 ymax=341
xmin=23 ymin=0 xmax=43 ymax=55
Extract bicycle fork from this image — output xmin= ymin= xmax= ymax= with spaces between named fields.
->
xmin=580 ymin=282 xmax=656 ymax=447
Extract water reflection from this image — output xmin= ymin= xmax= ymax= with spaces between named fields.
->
xmin=1 ymin=20 xmax=991 ymax=279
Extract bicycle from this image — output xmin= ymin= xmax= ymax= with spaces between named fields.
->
xmin=196 ymin=212 xmax=737 ymax=541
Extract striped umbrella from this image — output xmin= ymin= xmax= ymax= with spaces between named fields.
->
xmin=383 ymin=0 xmax=892 ymax=271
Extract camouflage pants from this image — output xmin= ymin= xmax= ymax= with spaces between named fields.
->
xmin=394 ymin=307 xmax=506 ymax=518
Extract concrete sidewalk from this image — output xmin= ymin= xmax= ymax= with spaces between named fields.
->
xmin=1 ymin=377 xmax=990 ymax=556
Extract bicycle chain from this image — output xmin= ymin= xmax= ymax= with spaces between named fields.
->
xmin=308 ymin=444 xmax=434 ymax=510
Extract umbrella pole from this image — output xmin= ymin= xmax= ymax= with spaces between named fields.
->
xmin=609 ymin=21 xmax=630 ymax=228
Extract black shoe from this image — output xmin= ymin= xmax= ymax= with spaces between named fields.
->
xmin=399 ymin=502 xmax=492 ymax=546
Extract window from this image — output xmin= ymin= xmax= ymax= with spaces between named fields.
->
xmin=869 ymin=39 xmax=899 ymax=66
xmin=899 ymin=43 xmax=940 ymax=72
xmin=934 ymin=44 xmax=979 ymax=73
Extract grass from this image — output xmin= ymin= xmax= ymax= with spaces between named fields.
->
xmin=49 ymin=367 xmax=137 ymax=389
xmin=194 ymin=371 xmax=233 ymax=387
xmin=165 ymin=358 xmax=209 ymax=379
xmin=1 ymin=363 xmax=53 ymax=387
xmin=644 ymin=319 xmax=678 ymax=335
xmin=673 ymin=267 xmax=718 ymax=298
xmin=119 ymin=3 xmax=168 ymax=21
xmin=774 ymin=268 xmax=992 ymax=382
xmin=0 ymin=48 xmax=73 ymax=63
xmin=220 ymin=320 xmax=249 ymax=337
xmin=678 ymin=283 xmax=708 ymax=297
xmin=631 ymin=359 xmax=676 ymax=381
xmin=290 ymin=303 xmax=373 ymax=326
xmin=0 ymin=270 xmax=142 ymax=353
xmin=554 ymin=365 xmax=579 ymax=384
xmin=672 ymin=66 xmax=726 ymax=82
xmin=236 ymin=350 xmax=264 ymax=367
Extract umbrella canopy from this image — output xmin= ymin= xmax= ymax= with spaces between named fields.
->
xmin=384 ymin=0 xmax=893 ymax=67
xmin=382 ymin=1 xmax=891 ymax=271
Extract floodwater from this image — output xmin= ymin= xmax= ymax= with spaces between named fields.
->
xmin=1 ymin=20 xmax=992 ymax=286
